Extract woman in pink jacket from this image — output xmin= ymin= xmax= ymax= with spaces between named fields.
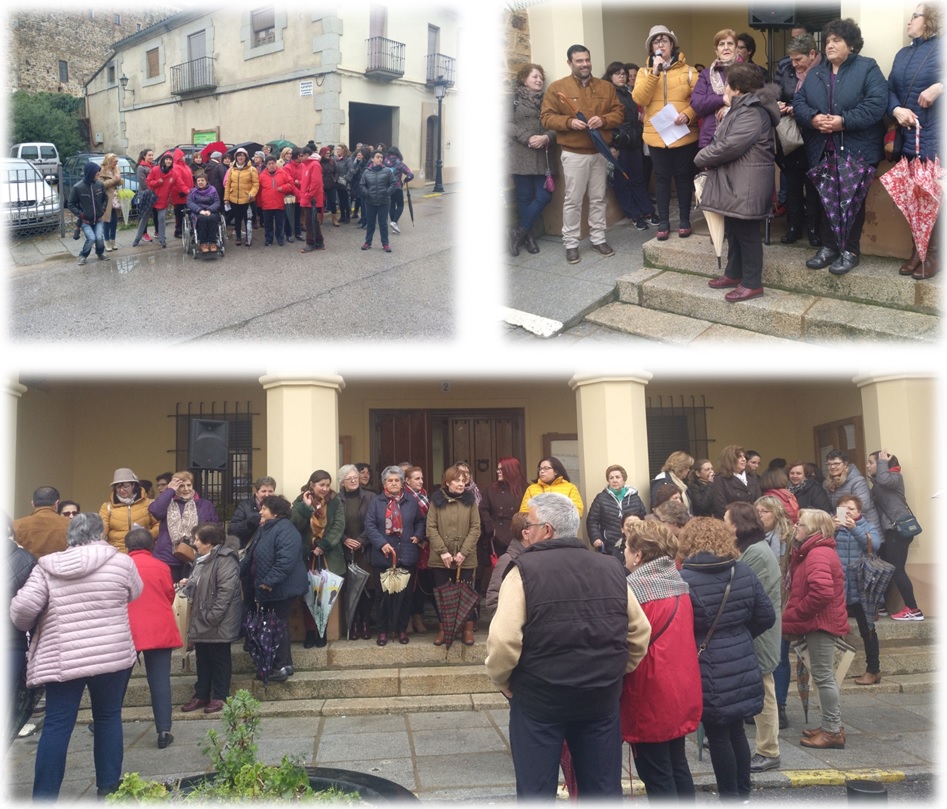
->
xmin=10 ymin=512 xmax=142 ymax=799
xmin=782 ymin=508 xmax=850 ymax=751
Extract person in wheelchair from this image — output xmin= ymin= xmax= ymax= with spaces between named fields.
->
xmin=186 ymin=171 xmax=222 ymax=256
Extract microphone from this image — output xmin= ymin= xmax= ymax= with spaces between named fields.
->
xmin=655 ymin=49 xmax=666 ymax=71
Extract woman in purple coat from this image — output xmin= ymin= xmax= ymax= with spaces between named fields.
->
xmin=690 ymin=29 xmax=739 ymax=148
xmin=186 ymin=171 xmax=221 ymax=254
xmin=148 ymin=471 xmax=220 ymax=583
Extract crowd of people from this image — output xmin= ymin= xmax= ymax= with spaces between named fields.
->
xmin=508 ymin=7 xmax=941 ymax=293
xmin=70 ymin=140 xmax=415 ymax=262
xmin=9 ymin=442 xmax=924 ymax=799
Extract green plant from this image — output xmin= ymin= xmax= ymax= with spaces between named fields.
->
xmin=109 ymin=690 xmax=359 ymax=803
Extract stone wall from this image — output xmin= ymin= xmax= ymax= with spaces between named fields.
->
xmin=504 ymin=9 xmax=532 ymax=92
xmin=7 ymin=8 xmax=174 ymax=97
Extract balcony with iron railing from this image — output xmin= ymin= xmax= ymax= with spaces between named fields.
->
xmin=365 ymin=36 xmax=405 ymax=80
xmin=425 ymin=53 xmax=456 ymax=87
xmin=170 ymin=56 xmax=216 ymax=95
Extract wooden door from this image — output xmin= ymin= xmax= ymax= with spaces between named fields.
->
xmin=814 ymin=415 xmax=865 ymax=473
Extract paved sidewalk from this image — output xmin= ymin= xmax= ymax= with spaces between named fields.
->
xmin=6 ymin=688 xmax=935 ymax=803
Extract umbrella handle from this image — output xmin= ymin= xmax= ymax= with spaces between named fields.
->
xmin=390 ymin=549 xmax=398 ymax=570
xmin=455 ymin=564 xmax=462 ymax=583
xmin=556 ymin=92 xmax=580 ymax=117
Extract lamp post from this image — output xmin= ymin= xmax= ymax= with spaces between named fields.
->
xmin=433 ymin=75 xmax=448 ymax=193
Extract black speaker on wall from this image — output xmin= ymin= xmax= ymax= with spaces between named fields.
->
xmin=189 ymin=419 xmax=229 ymax=470
xmin=748 ymin=3 xmax=796 ymax=29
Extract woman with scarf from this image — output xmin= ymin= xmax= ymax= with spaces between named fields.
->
xmin=186 ymin=171 xmax=221 ymax=255
xmin=519 ymin=456 xmax=584 ymax=515
xmin=868 ymin=450 xmax=924 ymax=621
xmin=783 ymin=509 xmax=849 ymax=750
xmin=787 ymin=461 xmax=834 ymax=512
xmin=760 ymin=467 xmax=800 ymax=525
xmin=98 ymin=153 xmax=123 ymax=252
xmin=337 ymin=464 xmax=375 ymax=639
xmin=887 ymin=3 xmax=942 ymax=279
xmin=148 ymin=471 xmax=219 ymax=584
xmin=132 ymin=148 xmax=158 ymax=245
xmin=426 ymin=465 xmax=481 ymax=646
xmin=586 ymin=463 xmax=646 ymax=560
xmin=603 ymin=61 xmax=655 ymax=230
xmin=690 ymin=29 xmax=739 ymax=149
xmin=632 ymin=24 xmax=700 ymax=241
xmin=686 ymin=459 xmax=716 ymax=517
xmin=678 ymin=517 xmax=774 ymax=800
xmin=291 ymin=470 xmax=345 ymax=648
xmin=224 ymin=147 xmax=259 ymax=246
xmin=777 ymin=34 xmax=824 ymax=246
xmin=144 ymin=151 xmax=178 ymax=248
xmin=711 ymin=444 xmax=762 ymax=518
xmin=365 ymin=466 xmax=426 ymax=646
xmin=724 ymin=502 xmax=783 ymax=774
xmin=508 ymin=62 xmax=556 ymax=255
xmin=649 ymin=451 xmax=693 ymax=511
xmin=98 ymin=467 xmax=158 ymax=553
xmin=619 ymin=519 xmax=700 ymax=799
xmin=404 ymin=466 xmax=433 ymax=634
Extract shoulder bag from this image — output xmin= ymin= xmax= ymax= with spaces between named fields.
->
xmin=697 ymin=566 xmax=734 ymax=658
xmin=894 ymin=513 xmax=922 ymax=537
xmin=775 ymin=114 xmax=803 ymax=155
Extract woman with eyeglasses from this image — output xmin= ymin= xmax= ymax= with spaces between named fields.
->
xmin=519 ymin=456 xmax=584 ymax=515
xmin=337 ymin=464 xmax=375 ymax=639
xmin=98 ymin=468 xmax=158 ymax=554
xmin=822 ymin=450 xmax=882 ymax=538
xmin=149 ymin=471 xmax=220 ymax=584
xmin=57 ymin=501 xmax=80 ymax=519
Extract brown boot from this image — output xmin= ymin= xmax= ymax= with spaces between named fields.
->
xmin=433 ymin=624 xmax=446 ymax=646
xmin=800 ymin=728 xmax=845 ymax=749
xmin=462 ymin=620 xmax=475 ymax=646
xmin=802 ymin=724 xmax=844 ymax=738
xmin=854 ymin=671 xmax=881 ymax=685
xmin=331 ymin=212 xmax=340 ymax=227
xmin=899 ymin=245 xmax=921 ymax=275
xmin=914 ymin=242 xmax=939 ymax=279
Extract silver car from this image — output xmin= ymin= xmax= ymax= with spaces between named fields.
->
xmin=1 ymin=157 xmax=62 ymax=233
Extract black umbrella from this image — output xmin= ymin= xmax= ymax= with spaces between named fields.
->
xmin=404 ymin=182 xmax=415 ymax=226
xmin=555 ymin=92 xmax=628 ymax=180
xmin=242 ymin=606 xmax=286 ymax=690
xmin=229 ymin=142 xmax=264 ymax=158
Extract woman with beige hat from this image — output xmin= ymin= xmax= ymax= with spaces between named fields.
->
xmin=98 ymin=467 xmax=159 ymax=553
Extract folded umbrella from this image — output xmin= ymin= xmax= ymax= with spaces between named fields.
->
xmin=343 ymin=550 xmax=370 ymax=639
xmin=242 ymin=606 xmax=287 ymax=690
xmin=404 ymin=182 xmax=415 ymax=225
xmin=807 ymin=148 xmax=876 ymax=254
xmin=847 ymin=531 xmax=895 ymax=632
xmin=792 ymin=641 xmax=810 ymax=725
xmin=693 ymin=172 xmax=725 ymax=271
xmin=433 ymin=565 xmax=481 ymax=652
xmin=556 ymin=92 xmax=628 ymax=180
xmin=306 ymin=556 xmax=344 ymax=637
xmin=380 ymin=550 xmax=412 ymax=594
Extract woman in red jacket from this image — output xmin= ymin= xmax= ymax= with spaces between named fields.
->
xmin=782 ymin=508 xmax=850 ymax=750
xmin=146 ymin=152 xmax=178 ymax=248
xmin=298 ymin=148 xmax=325 ymax=253
xmin=125 ymin=526 xmax=182 ymax=749
xmin=170 ymin=148 xmax=194 ymax=239
xmin=619 ymin=519 xmax=701 ymax=799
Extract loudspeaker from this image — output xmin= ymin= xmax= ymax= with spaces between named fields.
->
xmin=189 ymin=419 xmax=229 ymax=470
xmin=748 ymin=3 xmax=795 ymax=29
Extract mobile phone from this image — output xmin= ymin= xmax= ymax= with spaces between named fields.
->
xmin=836 ymin=506 xmax=847 ymax=522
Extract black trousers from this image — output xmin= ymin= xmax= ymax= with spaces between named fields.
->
xmin=193 ymin=642 xmax=232 ymax=701
xmin=631 ymin=735 xmax=696 ymax=800
xmin=703 ymin=717 xmax=752 ymax=800
xmin=848 ymin=602 xmax=880 ymax=673
xmin=649 ymin=141 xmax=698 ymax=229
xmin=722 ymin=216 xmax=765 ymax=289
xmin=880 ymin=529 xmax=918 ymax=609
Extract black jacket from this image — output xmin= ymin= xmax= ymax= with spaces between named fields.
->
xmin=687 ymin=479 xmax=715 ymax=517
xmin=243 ymin=517 xmax=308 ymax=603
xmin=712 ymin=474 xmax=762 ymax=519
xmin=586 ymin=487 xmax=646 ymax=558
xmin=228 ymin=498 xmax=262 ymax=548
xmin=9 ymin=542 xmax=37 ymax=653
xmin=359 ymin=165 xmax=395 ymax=206
xmin=67 ymin=179 xmax=108 ymax=223
xmin=791 ymin=477 xmax=834 ymax=514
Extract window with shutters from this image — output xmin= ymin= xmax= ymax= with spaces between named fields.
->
xmin=251 ymin=6 xmax=276 ymax=47
xmin=146 ymin=48 xmax=160 ymax=78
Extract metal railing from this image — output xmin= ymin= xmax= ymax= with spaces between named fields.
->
xmin=171 ymin=56 xmax=216 ymax=95
xmin=366 ymin=36 xmax=405 ymax=79
xmin=425 ymin=53 xmax=456 ymax=86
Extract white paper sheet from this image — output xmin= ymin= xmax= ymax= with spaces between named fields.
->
xmin=650 ymin=103 xmax=691 ymax=146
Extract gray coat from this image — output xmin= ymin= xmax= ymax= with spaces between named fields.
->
xmin=508 ymin=85 xmax=556 ymax=176
xmin=869 ymin=460 xmax=915 ymax=531
xmin=823 ymin=464 xmax=882 ymax=539
xmin=739 ymin=541 xmax=782 ymax=674
xmin=186 ymin=545 xmax=242 ymax=644
xmin=693 ymin=86 xmax=780 ymax=220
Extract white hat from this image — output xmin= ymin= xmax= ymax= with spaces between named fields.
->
xmin=645 ymin=25 xmax=678 ymax=53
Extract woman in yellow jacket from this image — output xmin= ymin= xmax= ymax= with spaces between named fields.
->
xmin=632 ymin=24 xmax=700 ymax=242
xmin=519 ymin=456 xmax=584 ymax=515
xmin=224 ymin=147 xmax=259 ymax=246
xmin=98 ymin=467 xmax=159 ymax=553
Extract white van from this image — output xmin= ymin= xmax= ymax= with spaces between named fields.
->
xmin=9 ymin=143 xmax=60 ymax=176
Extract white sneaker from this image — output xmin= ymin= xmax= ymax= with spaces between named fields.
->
xmin=390 ymin=221 xmax=400 ymax=234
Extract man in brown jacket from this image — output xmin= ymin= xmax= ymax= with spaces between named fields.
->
xmin=13 ymin=486 xmax=68 ymax=558
xmin=541 ymin=44 xmax=624 ymax=264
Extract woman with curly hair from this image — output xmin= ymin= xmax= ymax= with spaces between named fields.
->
xmin=678 ymin=517 xmax=775 ymax=800
xmin=711 ymin=445 xmax=762 ymax=518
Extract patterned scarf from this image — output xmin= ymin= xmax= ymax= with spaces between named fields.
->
xmin=708 ymin=59 xmax=735 ymax=96
xmin=626 ymin=556 xmax=690 ymax=604
xmin=166 ymin=496 xmax=199 ymax=544
xmin=408 ymin=487 xmax=430 ymax=517
xmin=385 ymin=493 xmax=403 ymax=537
xmin=309 ymin=497 xmax=328 ymax=543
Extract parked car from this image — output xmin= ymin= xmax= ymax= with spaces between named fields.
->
xmin=61 ymin=152 xmax=140 ymax=215
xmin=9 ymin=142 xmax=61 ymax=176
xmin=1 ymin=157 xmax=63 ymax=233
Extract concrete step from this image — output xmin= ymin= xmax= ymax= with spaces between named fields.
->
xmin=610 ymin=268 xmax=939 ymax=343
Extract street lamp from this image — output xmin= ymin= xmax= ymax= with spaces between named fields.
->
xmin=433 ymin=75 xmax=449 ymax=193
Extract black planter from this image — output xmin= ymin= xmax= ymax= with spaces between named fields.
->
xmin=175 ymin=766 xmax=418 ymax=801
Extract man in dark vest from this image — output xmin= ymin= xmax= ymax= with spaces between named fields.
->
xmin=485 ymin=492 xmax=651 ymax=799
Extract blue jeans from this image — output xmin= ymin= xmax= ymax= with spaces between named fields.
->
xmin=79 ymin=219 xmax=106 ymax=257
xmin=363 ymin=202 xmax=389 ymax=246
xmin=104 ymin=208 xmax=118 ymax=241
xmin=33 ymin=666 xmax=133 ymax=799
xmin=773 ymin=638 xmax=791 ymax=706
xmin=263 ymin=208 xmax=285 ymax=244
xmin=612 ymin=147 xmax=654 ymax=221
xmin=141 ymin=648 xmax=173 ymax=733
xmin=512 ymin=174 xmax=553 ymax=232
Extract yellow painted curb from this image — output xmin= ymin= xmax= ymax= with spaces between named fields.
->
xmin=783 ymin=768 xmax=906 ymax=787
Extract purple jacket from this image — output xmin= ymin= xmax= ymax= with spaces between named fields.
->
xmin=148 ymin=487 xmax=220 ymax=567
xmin=690 ymin=66 xmax=728 ymax=148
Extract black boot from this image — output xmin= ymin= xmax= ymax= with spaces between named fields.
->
xmin=304 ymin=630 xmax=318 ymax=649
xmin=524 ymin=231 xmax=540 ymax=254
xmin=778 ymin=703 xmax=789 ymax=729
xmin=780 ymin=225 xmax=803 ymax=244
xmin=509 ymin=226 xmax=527 ymax=257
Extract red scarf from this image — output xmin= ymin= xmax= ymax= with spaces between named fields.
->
xmin=385 ymin=493 xmax=403 ymax=536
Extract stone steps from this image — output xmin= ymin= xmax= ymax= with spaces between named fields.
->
xmin=582 ymin=224 xmax=941 ymax=343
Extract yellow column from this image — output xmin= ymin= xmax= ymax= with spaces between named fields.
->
xmin=2 ymin=378 xmax=29 ymax=516
xmin=855 ymin=373 xmax=936 ymax=615
xmin=259 ymin=374 xmax=345 ymax=498
xmin=569 ymin=373 xmax=652 ymax=517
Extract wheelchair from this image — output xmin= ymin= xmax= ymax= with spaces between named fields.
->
xmin=182 ymin=211 xmax=225 ymax=259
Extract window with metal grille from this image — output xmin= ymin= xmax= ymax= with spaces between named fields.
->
xmin=251 ymin=7 xmax=276 ymax=47
xmin=169 ymin=402 xmax=258 ymax=525
xmin=107 ymin=65 xmax=115 ymax=84
xmin=58 ymin=60 xmax=68 ymax=83
xmin=646 ymin=395 xmax=712 ymax=478
xmin=146 ymin=48 xmax=160 ymax=78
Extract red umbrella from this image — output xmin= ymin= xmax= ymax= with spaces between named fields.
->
xmin=201 ymin=141 xmax=227 ymax=162
xmin=880 ymin=125 xmax=942 ymax=261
